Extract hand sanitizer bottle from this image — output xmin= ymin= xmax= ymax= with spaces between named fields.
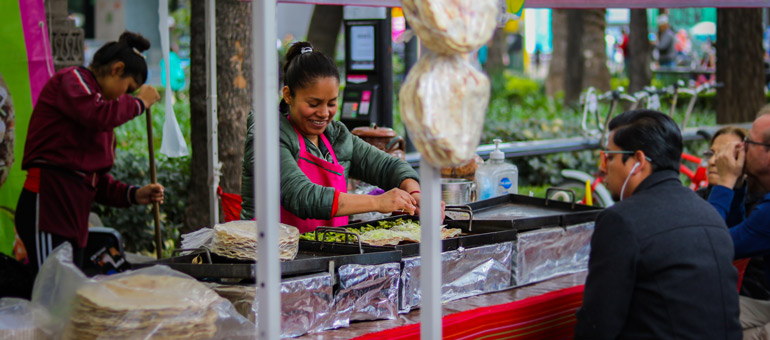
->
xmin=475 ymin=139 xmax=518 ymax=200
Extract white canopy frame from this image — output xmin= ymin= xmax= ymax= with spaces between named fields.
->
xmin=195 ymin=1 xmax=770 ymax=339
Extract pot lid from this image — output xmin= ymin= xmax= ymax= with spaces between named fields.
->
xmin=351 ymin=123 xmax=397 ymax=138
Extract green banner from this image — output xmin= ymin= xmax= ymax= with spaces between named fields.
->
xmin=0 ymin=0 xmax=52 ymax=256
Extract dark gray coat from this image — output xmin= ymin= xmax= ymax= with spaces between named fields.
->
xmin=576 ymin=170 xmax=741 ymax=340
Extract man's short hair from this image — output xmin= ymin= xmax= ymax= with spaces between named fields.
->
xmin=657 ymin=14 xmax=669 ymax=26
xmin=608 ymin=109 xmax=682 ymax=172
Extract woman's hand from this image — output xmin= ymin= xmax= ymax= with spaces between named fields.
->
xmin=136 ymin=183 xmax=164 ymax=205
xmin=136 ymin=84 xmax=160 ymax=108
xmin=410 ymin=192 xmax=446 ymax=221
xmin=375 ymin=188 xmax=417 ymax=214
xmin=713 ymin=141 xmax=745 ymax=188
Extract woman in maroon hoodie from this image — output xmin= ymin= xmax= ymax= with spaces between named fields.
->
xmin=16 ymin=31 xmax=164 ymax=274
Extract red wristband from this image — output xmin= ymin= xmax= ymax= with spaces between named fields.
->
xmin=409 ymin=190 xmax=420 ymax=195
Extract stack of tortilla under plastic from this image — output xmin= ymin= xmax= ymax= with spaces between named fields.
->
xmin=61 ymin=274 xmax=220 ymax=340
xmin=210 ymin=220 xmax=299 ymax=261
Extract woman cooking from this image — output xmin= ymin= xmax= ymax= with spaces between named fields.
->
xmin=241 ymin=42 xmax=437 ymax=233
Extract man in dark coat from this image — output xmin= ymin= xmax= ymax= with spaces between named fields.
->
xmin=575 ymin=110 xmax=741 ymax=340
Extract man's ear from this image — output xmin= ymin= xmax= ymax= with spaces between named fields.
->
xmin=111 ymin=61 xmax=126 ymax=77
xmin=634 ymin=150 xmax=648 ymax=174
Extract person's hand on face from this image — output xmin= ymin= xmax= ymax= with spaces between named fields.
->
xmin=713 ymin=141 xmax=745 ymax=188
xmin=706 ymin=133 xmax=744 ymax=188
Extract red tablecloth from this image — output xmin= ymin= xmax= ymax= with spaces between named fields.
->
xmin=353 ymin=285 xmax=585 ymax=340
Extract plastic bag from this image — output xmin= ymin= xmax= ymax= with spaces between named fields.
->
xmin=402 ymin=0 xmax=499 ymax=55
xmin=400 ymin=51 xmax=491 ymax=167
xmin=31 ymin=243 xmax=255 ymax=340
xmin=158 ymin=0 xmax=189 ymax=158
xmin=0 ymin=298 xmax=52 ymax=339
xmin=181 ymin=220 xmax=300 ymax=261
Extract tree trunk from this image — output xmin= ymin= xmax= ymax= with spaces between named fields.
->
xmin=581 ymin=9 xmax=610 ymax=92
xmin=716 ymin=9 xmax=765 ymax=124
xmin=578 ymin=9 xmax=610 ymax=91
xmin=546 ymin=9 xmax=567 ymax=96
xmin=306 ymin=5 xmax=343 ymax=58
xmin=628 ymin=9 xmax=651 ymax=94
xmin=564 ymin=10 xmax=585 ymax=104
xmin=184 ymin=0 xmax=207 ymax=233
xmin=216 ymin=0 xmax=251 ymax=193
xmin=484 ymin=27 xmax=507 ymax=75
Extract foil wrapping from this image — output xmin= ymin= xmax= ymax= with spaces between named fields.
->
xmin=330 ymin=263 xmax=400 ymax=329
xmin=399 ymin=242 xmax=513 ymax=312
xmin=210 ymin=272 xmax=334 ymax=338
xmin=513 ymin=222 xmax=594 ymax=287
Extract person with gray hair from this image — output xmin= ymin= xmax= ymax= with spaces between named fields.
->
xmin=709 ymin=109 xmax=770 ymax=339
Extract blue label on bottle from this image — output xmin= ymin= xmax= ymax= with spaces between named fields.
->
xmin=500 ymin=177 xmax=512 ymax=189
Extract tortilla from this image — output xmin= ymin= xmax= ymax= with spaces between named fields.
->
xmin=61 ymin=274 xmax=221 ymax=340
xmin=402 ymin=0 xmax=499 ymax=55
xmin=399 ymin=52 xmax=490 ymax=167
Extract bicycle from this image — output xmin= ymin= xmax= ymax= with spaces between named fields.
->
xmin=550 ymin=87 xmax=636 ymax=207
xmin=551 ymin=82 xmax=722 ymax=206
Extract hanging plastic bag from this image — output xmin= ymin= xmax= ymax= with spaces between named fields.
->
xmin=402 ymin=0 xmax=499 ymax=55
xmin=158 ymin=0 xmax=189 ymax=158
xmin=399 ymin=51 xmax=491 ymax=167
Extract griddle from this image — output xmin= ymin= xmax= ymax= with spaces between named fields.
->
xmin=444 ymin=191 xmax=602 ymax=231
xmin=300 ymin=212 xmax=519 ymax=257
xmin=132 ymin=242 xmax=401 ymax=281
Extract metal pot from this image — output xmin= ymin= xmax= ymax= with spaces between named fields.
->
xmin=441 ymin=178 xmax=476 ymax=205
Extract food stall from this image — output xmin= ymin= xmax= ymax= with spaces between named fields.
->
xmin=2 ymin=0 xmax=764 ymax=339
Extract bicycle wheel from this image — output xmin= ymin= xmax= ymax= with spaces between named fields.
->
xmin=548 ymin=179 xmax=611 ymax=208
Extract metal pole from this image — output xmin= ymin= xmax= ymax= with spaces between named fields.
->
xmin=206 ymin=0 xmax=220 ymax=225
xmin=254 ymin=1 xmax=280 ymax=339
xmin=145 ymin=108 xmax=163 ymax=260
xmin=419 ymin=160 xmax=442 ymax=339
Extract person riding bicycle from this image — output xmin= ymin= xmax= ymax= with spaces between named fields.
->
xmin=576 ymin=109 xmax=740 ymax=340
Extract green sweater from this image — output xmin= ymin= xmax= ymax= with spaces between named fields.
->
xmin=241 ymin=113 xmax=419 ymax=220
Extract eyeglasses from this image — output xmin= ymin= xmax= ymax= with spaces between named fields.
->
xmin=599 ymin=150 xmax=653 ymax=169
xmin=744 ymin=136 xmax=770 ymax=148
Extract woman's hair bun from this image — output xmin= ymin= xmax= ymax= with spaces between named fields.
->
xmin=119 ymin=31 xmax=151 ymax=52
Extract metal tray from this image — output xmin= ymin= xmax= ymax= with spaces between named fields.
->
xmin=132 ymin=243 xmax=401 ymax=280
xmin=300 ymin=212 xmax=519 ymax=257
xmin=445 ymin=192 xmax=602 ymax=231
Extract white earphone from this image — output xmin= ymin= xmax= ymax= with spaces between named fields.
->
xmin=620 ymin=162 xmax=641 ymax=201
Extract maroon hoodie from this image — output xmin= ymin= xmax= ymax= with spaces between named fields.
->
xmin=21 ymin=66 xmax=144 ymax=246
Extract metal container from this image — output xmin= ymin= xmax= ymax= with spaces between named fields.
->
xmin=441 ymin=178 xmax=475 ymax=205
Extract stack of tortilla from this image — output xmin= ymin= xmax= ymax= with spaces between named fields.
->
xmin=402 ymin=0 xmax=499 ymax=55
xmin=62 ymin=274 xmax=221 ymax=340
xmin=210 ymin=220 xmax=299 ymax=261
xmin=399 ymin=52 xmax=490 ymax=167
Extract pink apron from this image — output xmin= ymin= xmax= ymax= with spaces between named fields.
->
xmin=280 ymin=123 xmax=348 ymax=233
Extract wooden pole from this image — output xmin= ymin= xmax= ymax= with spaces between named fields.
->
xmin=145 ymin=108 xmax=163 ymax=259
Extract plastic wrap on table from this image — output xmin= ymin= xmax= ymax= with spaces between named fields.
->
xmin=180 ymin=220 xmax=300 ymax=261
xmin=331 ymin=263 xmax=400 ymax=329
xmin=400 ymin=242 xmax=512 ymax=312
xmin=401 ymin=0 xmax=499 ymax=55
xmin=30 ymin=242 xmax=255 ymax=340
xmin=211 ymin=272 xmax=334 ymax=338
xmin=513 ymin=222 xmax=594 ymax=287
xmin=0 ymin=298 xmax=52 ymax=340
xmin=399 ymin=51 xmax=490 ymax=168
